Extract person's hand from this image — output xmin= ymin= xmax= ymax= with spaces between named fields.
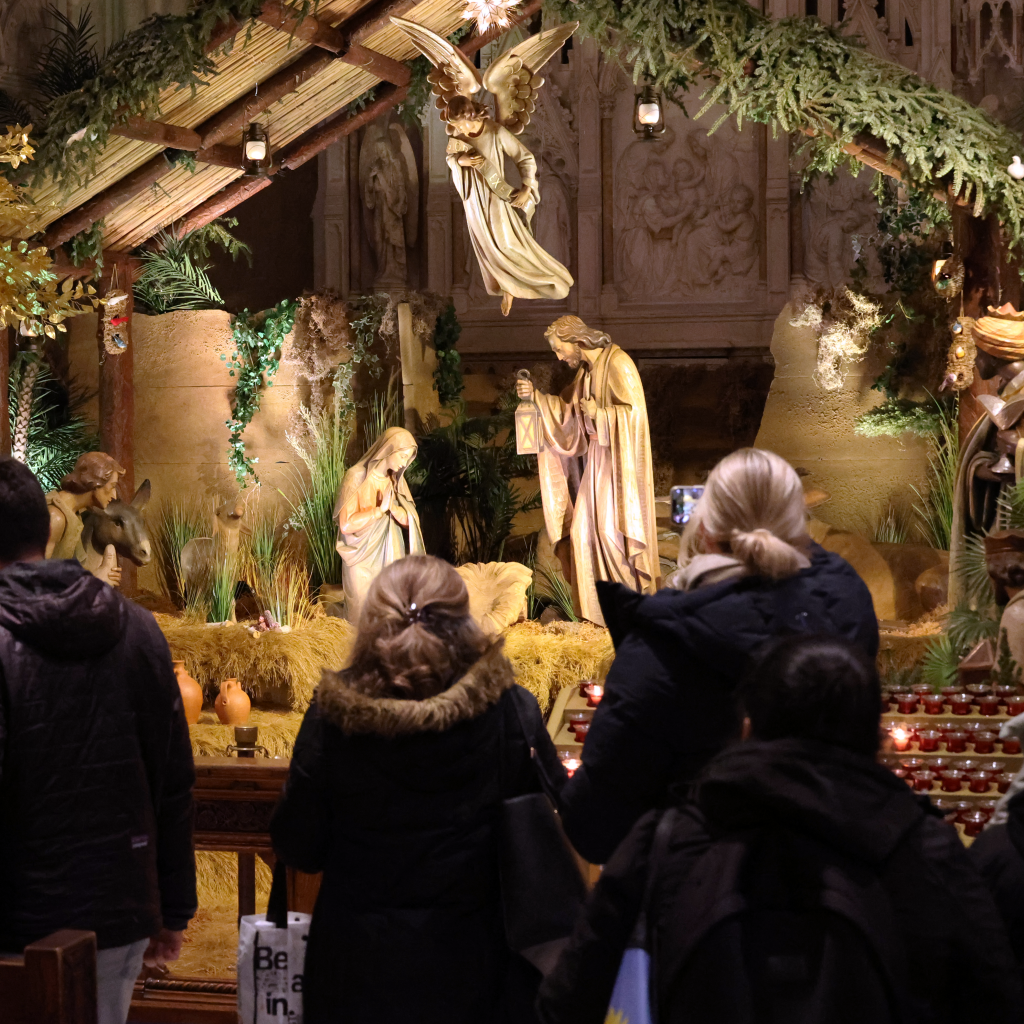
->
xmin=580 ymin=397 xmax=599 ymax=419
xmin=143 ymin=928 xmax=184 ymax=968
xmin=372 ymin=506 xmax=384 ymax=520
xmin=95 ymin=545 xmax=122 ymax=588
xmin=510 ymin=186 xmax=532 ymax=210
xmin=458 ymin=153 xmax=485 ymax=168
xmin=391 ymin=507 xmax=409 ymax=527
xmin=516 ymin=377 xmax=535 ymax=401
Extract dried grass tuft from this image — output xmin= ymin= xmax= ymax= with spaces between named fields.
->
xmin=158 ymin=616 xmax=356 ymax=711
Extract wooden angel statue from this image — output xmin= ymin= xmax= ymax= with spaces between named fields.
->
xmin=391 ymin=16 xmax=576 ymax=315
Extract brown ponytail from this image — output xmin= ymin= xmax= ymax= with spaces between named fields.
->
xmin=343 ymin=555 xmax=490 ymax=700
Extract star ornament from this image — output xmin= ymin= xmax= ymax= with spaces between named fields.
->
xmin=461 ymin=0 xmax=519 ymax=33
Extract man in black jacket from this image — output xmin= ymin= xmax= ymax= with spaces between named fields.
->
xmin=540 ymin=636 xmax=1021 ymax=1024
xmin=0 ymin=458 xmax=196 ymax=1024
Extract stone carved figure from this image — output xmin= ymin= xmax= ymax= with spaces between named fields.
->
xmin=45 ymin=451 xmax=126 ymax=587
xmin=614 ymin=128 xmax=758 ymax=299
xmin=335 ymin=426 xmax=425 ymax=623
xmin=515 ymin=316 xmax=659 ymax=626
xmin=359 ymin=121 xmax=419 ymax=289
xmin=534 ymin=158 xmax=572 ymax=273
xmin=391 ymin=16 xmax=576 ymax=315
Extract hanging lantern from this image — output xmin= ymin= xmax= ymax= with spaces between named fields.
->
xmin=514 ymin=369 xmax=542 ymax=456
xmin=242 ymin=122 xmax=270 ymax=176
xmin=633 ymin=85 xmax=665 ymax=139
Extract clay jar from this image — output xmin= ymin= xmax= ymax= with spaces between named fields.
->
xmin=215 ymin=678 xmax=251 ymax=726
xmin=173 ymin=661 xmax=203 ymax=725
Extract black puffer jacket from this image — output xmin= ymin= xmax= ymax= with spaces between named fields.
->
xmin=270 ymin=644 xmax=566 ymax=1024
xmin=560 ymin=543 xmax=879 ymax=863
xmin=969 ymin=789 xmax=1024 ymax=992
xmin=540 ymin=739 xmax=1022 ymax=1024
xmin=0 ymin=559 xmax=196 ymax=952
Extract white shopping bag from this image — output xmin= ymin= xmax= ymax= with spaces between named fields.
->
xmin=237 ymin=911 xmax=311 ymax=1024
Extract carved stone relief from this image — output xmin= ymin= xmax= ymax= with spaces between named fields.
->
xmin=612 ymin=94 xmax=760 ymax=302
xmin=801 ymin=166 xmax=883 ymax=295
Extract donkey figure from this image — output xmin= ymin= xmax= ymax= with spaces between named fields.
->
xmin=80 ymin=480 xmax=153 ymax=587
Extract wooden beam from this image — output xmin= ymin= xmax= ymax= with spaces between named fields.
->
xmin=205 ymin=14 xmax=245 ymax=53
xmin=347 ymin=0 xmax=418 ymax=45
xmin=257 ymin=0 xmax=410 ymax=85
xmin=198 ymin=49 xmax=336 ymax=149
xmin=112 ymin=116 xmax=202 ymax=150
xmin=42 ymin=155 xmax=170 ymax=250
xmin=172 ymin=175 xmax=276 ymax=238
xmin=195 ymin=143 xmax=243 ymax=168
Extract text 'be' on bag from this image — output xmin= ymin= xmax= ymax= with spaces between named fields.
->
xmin=238 ymin=861 xmax=311 ymax=1023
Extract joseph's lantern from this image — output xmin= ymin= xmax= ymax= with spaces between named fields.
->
xmin=515 ymin=369 xmax=543 ymax=456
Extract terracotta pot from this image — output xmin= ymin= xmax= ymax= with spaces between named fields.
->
xmin=173 ymin=661 xmax=203 ymax=725
xmin=215 ymin=678 xmax=250 ymax=726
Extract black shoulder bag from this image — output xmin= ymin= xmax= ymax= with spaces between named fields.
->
xmin=499 ymin=695 xmax=588 ymax=976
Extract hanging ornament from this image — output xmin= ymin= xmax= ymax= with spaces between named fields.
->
xmin=941 ymin=316 xmax=977 ymax=392
xmin=1009 ymin=156 xmax=1024 ymax=181
xmin=461 ymin=0 xmax=520 ymax=34
xmin=101 ymin=267 xmax=130 ymax=356
xmin=931 ymin=241 xmax=964 ymax=299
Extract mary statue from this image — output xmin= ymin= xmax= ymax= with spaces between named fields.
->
xmin=335 ymin=427 xmax=424 ymax=623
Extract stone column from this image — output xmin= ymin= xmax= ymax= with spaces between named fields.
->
xmin=424 ymin=107 xmax=454 ymax=298
xmin=765 ymin=130 xmax=791 ymax=306
xmin=313 ymin=139 xmax=350 ymax=294
xmin=575 ymin=39 xmax=601 ymax=318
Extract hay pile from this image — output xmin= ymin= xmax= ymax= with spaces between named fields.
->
xmin=190 ymin=708 xmax=303 ymax=759
xmin=503 ymin=620 xmax=613 ymax=713
xmin=174 ymin=851 xmax=272 ymax=978
xmin=157 ymin=616 xmax=356 ymax=710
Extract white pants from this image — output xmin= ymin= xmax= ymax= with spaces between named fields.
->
xmin=96 ymin=938 xmax=148 ymax=1024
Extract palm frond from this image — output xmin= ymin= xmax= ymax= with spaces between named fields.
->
xmin=177 ymin=216 xmax=252 ymax=267
xmin=955 ymin=532 xmax=996 ymax=609
xmin=33 ymin=6 xmax=101 ymax=105
xmin=533 ymin=564 xmax=578 ymax=622
xmin=133 ymin=233 xmax=223 ymax=314
xmin=912 ymin=395 xmax=959 ymax=550
xmin=0 ymin=89 xmax=32 ymax=125
xmin=946 ymin=601 xmax=999 ymax=653
xmin=920 ymin=634 xmax=959 ymax=691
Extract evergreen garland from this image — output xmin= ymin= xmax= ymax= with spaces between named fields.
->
xmin=433 ymin=302 xmax=463 ymax=406
xmin=547 ymin=0 xmax=1024 ymax=257
xmin=224 ymin=298 xmax=298 ymax=483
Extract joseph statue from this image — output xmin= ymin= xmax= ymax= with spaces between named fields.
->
xmin=516 ymin=316 xmax=660 ymax=625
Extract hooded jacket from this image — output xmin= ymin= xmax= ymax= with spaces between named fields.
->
xmin=270 ymin=643 xmax=565 ymax=1024
xmin=539 ymin=739 xmax=1022 ymax=1024
xmin=560 ymin=543 xmax=879 ymax=863
xmin=969 ymin=788 xmax=1024 ymax=991
xmin=0 ymin=559 xmax=196 ymax=951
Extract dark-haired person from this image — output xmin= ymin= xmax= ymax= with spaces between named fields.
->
xmin=0 ymin=457 xmax=196 ymax=1024
xmin=539 ymin=635 xmax=1020 ymax=1024
xmin=559 ymin=447 xmax=880 ymax=864
xmin=271 ymin=554 xmax=565 ymax=1024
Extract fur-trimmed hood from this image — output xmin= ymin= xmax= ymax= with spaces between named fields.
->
xmin=318 ymin=642 xmax=515 ymax=738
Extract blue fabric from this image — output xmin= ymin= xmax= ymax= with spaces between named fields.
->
xmin=606 ymin=946 xmax=653 ymax=1024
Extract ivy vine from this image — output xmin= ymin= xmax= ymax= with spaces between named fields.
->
xmin=63 ymin=219 xmax=105 ymax=269
xmin=223 ymin=298 xmax=298 ymax=484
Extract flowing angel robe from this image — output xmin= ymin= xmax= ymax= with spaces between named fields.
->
xmin=533 ymin=344 xmax=660 ymax=625
xmin=447 ymin=123 xmax=573 ymax=301
xmin=335 ymin=427 xmax=425 ymax=623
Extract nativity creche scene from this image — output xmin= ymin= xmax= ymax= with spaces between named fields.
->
xmin=7 ymin=0 xmax=1024 ymax=1020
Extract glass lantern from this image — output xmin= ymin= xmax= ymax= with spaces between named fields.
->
xmin=633 ymin=85 xmax=665 ymax=139
xmin=514 ymin=370 xmax=542 ymax=456
xmin=242 ymin=122 xmax=270 ymax=176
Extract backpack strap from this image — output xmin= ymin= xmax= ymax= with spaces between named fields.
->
xmin=631 ymin=806 xmax=679 ymax=948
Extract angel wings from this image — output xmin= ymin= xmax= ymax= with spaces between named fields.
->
xmin=391 ymin=16 xmax=578 ymax=315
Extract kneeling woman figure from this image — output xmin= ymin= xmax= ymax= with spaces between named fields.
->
xmin=271 ymin=555 xmax=563 ymax=1024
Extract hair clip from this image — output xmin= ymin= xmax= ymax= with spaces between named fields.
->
xmin=405 ymin=601 xmax=423 ymax=625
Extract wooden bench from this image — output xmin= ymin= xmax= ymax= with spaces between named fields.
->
xmin=0 ymin=930 xmax=97 ymax=1024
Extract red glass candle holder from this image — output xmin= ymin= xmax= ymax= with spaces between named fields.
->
xmin=880 ymin=691 xmax=892 ymax=712
xmin=941 ymin=686 xmax=960 ymax=699
xmin=963 ymin=810 xmax=989 ymax=837
xmin=998 ymin=771 xmax=1018 ymax=793
xmin=899 ymin=757 xmax=927 ymax=771
xmin=944 ymin=730 xmax=968 ymax=753
xmin=585 ymin=684 xmax=604 ymax=708
xmin=570 ymin=721 xmax=590 ymax=741
xmin=891 ymin=767 xmax=909 ymax=782
xmin=941 ymin=770 xmax=966 ymax=792
xmin=890 ymin=726 xmax=913 ymax=751
xmin=952 ymin=758 xmax=982 ymax=773
xmin=911 ymin=770 xmax=936 ymax=792
xmin=916 ymin=728 xmax=941 ymax=752
xmin=896 ymin=694 xmax=919 ymax=714
xmin=1007 ymin=697 xmax=1024 ymax=717
xmin=968 ymin=772 xmax=993 ymax=794
xmin=1003 ymin=736 xmax=1023 ymax=755
xmin=979 ymin=695 xmax=1001 ymax=716
xmin=973 ymin=731 xmax=998 ymax=754
xmin=922 ymin=694 xmax=945 ymax=715
xmin=979 ymin=800 xmax=999 ymax=817
xmin=967 ymin=683 xmax=992 ymax=702
xmin=979 ymin=760 xmax=1005 ymax=774
xmin=949 ymin=693 xmax=973 ymax=715
xmin=995 ymin=685 xmax=1018 ymax=703
xmin=577 ymin=679 xmax=595 ymax=698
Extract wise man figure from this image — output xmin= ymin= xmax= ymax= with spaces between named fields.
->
xmin=516 ymin=316 xmax=660 ymax=625
xmin=45 ymin=451 xmax=124 ymax=586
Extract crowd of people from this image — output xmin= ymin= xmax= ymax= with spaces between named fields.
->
xmin=2 ymin=447 xmax=1024 ymax=1023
